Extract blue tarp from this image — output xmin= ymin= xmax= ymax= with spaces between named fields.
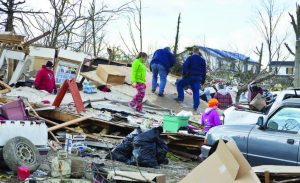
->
xmin=196 ymin=45 xmax=257 ymax=64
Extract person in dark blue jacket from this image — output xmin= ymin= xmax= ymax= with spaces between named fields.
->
xmin=175 ymin=47 xmax=206 ymax=111
xmin=150 ymin=47 xmax=176 ymax=96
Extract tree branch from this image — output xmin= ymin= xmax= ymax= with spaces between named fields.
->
xmin=284 ymin=42 xmax=295 ymax=56
xmin=289 ymin=12 xmax=298 ymax=36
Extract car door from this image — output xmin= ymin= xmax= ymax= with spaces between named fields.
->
xmin=248 ymin=107 xmax=300 ymax=166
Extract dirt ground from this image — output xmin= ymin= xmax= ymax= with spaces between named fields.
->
xmin=53 ymin=149 xmax=199 ymax=182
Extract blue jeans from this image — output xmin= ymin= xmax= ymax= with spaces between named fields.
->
xmin=176 ymin=76 xmax=201 ymax=110
xmin=151 ymin=64 xmax=167 ymax=95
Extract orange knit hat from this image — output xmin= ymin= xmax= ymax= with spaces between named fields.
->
xmin=208 ymin=98 xmax=219 ymax=108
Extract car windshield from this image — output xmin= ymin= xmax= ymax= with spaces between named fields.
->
xmin=267 ymin=107 xmax=300 ymax=133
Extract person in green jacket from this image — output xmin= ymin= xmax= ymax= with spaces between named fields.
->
xmin=129 ymin=52 xmax=148 ymax=112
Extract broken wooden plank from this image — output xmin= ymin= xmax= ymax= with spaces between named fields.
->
xmin=169 ymin=143 xmax=200 ymax=148
xmin=85 ymin=140 xmax=114 ymax=149
xmin=32 ymin=114 xmax=100 ymax=140
xmin=0 ymin=80 xmax=12 ymax=90
xmin=167 ymin=135 xmax=182 ymax=141
xmin=48 ymin=116 xmax=92 ymax=132
xmin=38 ymin=110 xmax=134 ymax=129
xmin=49 ymin=131 xmax=60 ymax=143
xmin=0 ymin=88 xmax=10 ymax=94
xmin=169 ymin=149 xmax=199 ymax=160
xmin=102 ymin=134 xmax=125 ymax=139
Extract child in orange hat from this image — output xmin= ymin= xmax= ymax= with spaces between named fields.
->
xmin=201 ymin=98 xmax=221 ymax=133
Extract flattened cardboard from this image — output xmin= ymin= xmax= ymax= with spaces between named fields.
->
xmin=111 ymin=171 xmax=165 ymax=183
xmin=180 ymin=140 xmax=260 ymax=183
xmin=96 ymin=65 xmax=125 ymax=84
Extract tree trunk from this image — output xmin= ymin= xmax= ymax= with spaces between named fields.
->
xmin=4 ymin=0 xmax=14 ymax=31
xmin=139 ymin=0 xmax=142 ymax=52
xmin=293 ymin=41 xmax=300 ymax=87
xmin=257 ymin=43 xmax=264 ymax=74
xmin=292 ymin=5 xmax=300 ymax=87
xmin=173 ymin=13 xmax=181 ymax=57
xmin=50 ymin=0 xmax=67 ymax=48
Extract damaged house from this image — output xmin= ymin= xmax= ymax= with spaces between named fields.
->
xmin=179 ymin=45 xmax=259 ymax=73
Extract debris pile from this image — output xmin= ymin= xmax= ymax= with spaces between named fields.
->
xmin=0 ymin=33 xmax=207 ymax=182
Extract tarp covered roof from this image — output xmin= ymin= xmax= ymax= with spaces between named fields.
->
xmin=196 ymin=46 xmax=257 ymax=64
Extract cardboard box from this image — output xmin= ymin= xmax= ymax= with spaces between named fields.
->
xmin=96 ymin=65 xmax=125 ymax=84
xmin=64 ymin=133 xmax=86 ymax=154
xmin=180 ymin=140 xmax=260 ymax=183
xmin=110 ymin=171 xmax=166 ymax=183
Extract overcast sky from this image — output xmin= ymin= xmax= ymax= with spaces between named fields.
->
xmin=26 ymin=0 xmax=298 ymax=65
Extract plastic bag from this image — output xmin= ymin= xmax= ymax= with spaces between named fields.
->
xmin=107 ymin=128 xmax=142 ymax=162
xmin=156 ymin=138 xmax=168 ymax=164
xmin=129 ymin=127 xmax=164 ymax=168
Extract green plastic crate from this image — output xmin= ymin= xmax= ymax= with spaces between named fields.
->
xmin=163 ymin=115 xmax=189 ymax=132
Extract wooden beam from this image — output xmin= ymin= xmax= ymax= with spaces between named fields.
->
xmin=264 ymin=171 xmax=270 ymax=183
xmin=48 ymin=116 xmax=92 ymax=132
xmin=0 ymin=88 xmax=10 ymax=94
xmin=32 ymin=114 xmax=100 ymax=140
xmin=7 ymin=59 xmax=14 ymax=82
xmin=38 ymin=110 xmax=134 ymax=129
xmin=49 ymin=131 xmax=60 ymax=143
xmin=0 ymin=80 xmax=12 ymax=90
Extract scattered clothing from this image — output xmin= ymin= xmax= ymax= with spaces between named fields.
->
xmin=239 ymin=91 xmax=248 ymax=103
xmin=200 ymin=87 xmax=215 ymax=102
xmin=34 ymin=65 xmax=57 ymax=94
xmin=248 ymin=82 xmax=263 ymax=102
xmin=214 ymin=89 xmax=233 ymax=110
xmin=97 ymin=85 xmax=111 ymax=92
xmin=201 ymin=108 xmax=221 ymax=132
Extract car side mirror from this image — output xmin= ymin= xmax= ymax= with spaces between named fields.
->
xmin=256 ymin=116 xmax=265 ymax=129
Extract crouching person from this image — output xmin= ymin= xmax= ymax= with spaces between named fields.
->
xmin=201 ymin=98 xmax=221 ymax=134
xmin=34 ymin=61 xmax=57 ymax=94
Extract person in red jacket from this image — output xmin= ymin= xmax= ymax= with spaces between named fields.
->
xmin=34 ymin=61 xmax=57 ymax=94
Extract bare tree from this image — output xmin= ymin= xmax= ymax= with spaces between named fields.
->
xmin=48 ymin=0 xmax=86 ymax=48
xmin=254 ymin=0 xmax=288 ymax=69
xmin=120 ymin=0 xmax=143 ymax=55
xmin=173 ymin=13 xmax=181 ymax=57
xmin=170 ymin=12 xmax=182 ymax=75
xmin=0 ymin=0 xmax=46 ymax=32
xmin=254 ymin=42 xmax=264 ymax=74
xmin=288 ymin=4 xmax=300 ymax=87
xmin=75 ymin=0 xmax=132 ymax=56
